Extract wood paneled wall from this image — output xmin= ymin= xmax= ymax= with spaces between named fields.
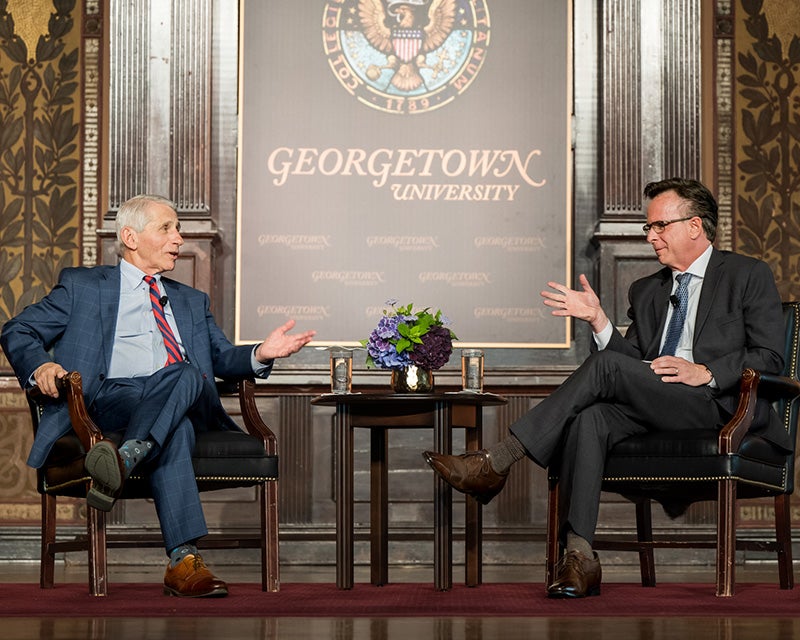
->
xmin=2 ymin=0 xmax=800 ymax=568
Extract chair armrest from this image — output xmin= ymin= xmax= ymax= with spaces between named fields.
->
xmin=27 ymin=371 xmax=104 ymax=454
xmin=237 ymin=378 xmax=278 ymax=456
xmin=60 ymin=371 xmax=105 ymax=453
xmin=719 ymin=368 xmax=800 ymax=454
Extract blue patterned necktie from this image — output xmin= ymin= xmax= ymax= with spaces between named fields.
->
xmin=144 ymin=275 xmax=182 ymax=366
xmin=659 ymin=273 xmax=692 ymax=357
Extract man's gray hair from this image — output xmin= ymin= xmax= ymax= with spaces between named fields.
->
xmin=115 ymin=194 xmax=176 ymax=255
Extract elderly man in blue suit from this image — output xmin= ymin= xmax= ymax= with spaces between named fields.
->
xmin=1 ymin=194 xmax=316 ymax=598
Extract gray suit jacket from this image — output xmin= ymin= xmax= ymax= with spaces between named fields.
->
xmin=0 ymin=264 xmax=270 ymax=468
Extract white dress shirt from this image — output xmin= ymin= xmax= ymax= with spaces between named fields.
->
xmin=593 ymin=244 xmax=714 ymax=363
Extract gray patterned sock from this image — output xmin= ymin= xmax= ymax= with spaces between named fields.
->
xmin=169 ymin=542 xmax=198 ymax=568
xmin=118 ymin=439 xmax=154 ymax=478
xmin=566 ymin=531 xmax=593 ymax=555
xmin=487 ymin=434 xmax=527 ymax=474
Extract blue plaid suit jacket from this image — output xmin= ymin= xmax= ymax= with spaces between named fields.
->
xmin=1 ymin=264 xmax=264 ymax=468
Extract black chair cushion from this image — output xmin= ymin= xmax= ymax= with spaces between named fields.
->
xmin=602 ymin=429 xmax=790 ymax=498
xmin=192 ymin=430 xmax=279 ymax=481
xmin=40 ymin=429 xmax=278 ymax=499
xmin=606 ymin=429 xmax=786 ymax=463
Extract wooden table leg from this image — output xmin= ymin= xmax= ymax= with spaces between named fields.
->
xmin=335 ymin=404 xmax=354 ymax=589
xmin=464 ymin=413 xmax=483 ymax=587
xmin=433 ymin=400 xmax=453 ymax=591
xmin=370 ymin=427 xmax=389 ymax=586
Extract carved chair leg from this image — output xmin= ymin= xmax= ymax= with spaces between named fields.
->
xmin=40 ymin=493 xmax=57 ymax=589
xmin=774 ymin=493 xmax=794 ymax=590
xmin=715 ymin=479 xmax=737 ymax=597
xmin=263 ymin=480 xmax=280 ymax=592
xmin=545 ymin=477 xmax=560 ymax=590
xmin=635 ymin=499 xmax=656 ymax=587
xmin=87 ymin=505 xmax=108 ymax=597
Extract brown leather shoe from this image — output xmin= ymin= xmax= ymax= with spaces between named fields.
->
xmin=547 ymin=550 xmax=602 ymax=598
xmin=84 ymin=440 xmax=126 ymax=512
xmin=163 ymin=553 xmax=229 ymax=598
xmin=422 ymin=450 xmax=508 ymax=505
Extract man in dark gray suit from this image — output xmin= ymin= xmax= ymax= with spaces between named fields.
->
xmin=424 ymin=178 xmax=787 ymax=598
xmin=1 ymin=194 xmax=316 ymax=597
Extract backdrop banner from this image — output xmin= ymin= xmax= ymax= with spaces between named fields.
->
xmin=237 ymin=0 xmax=572 ymax=349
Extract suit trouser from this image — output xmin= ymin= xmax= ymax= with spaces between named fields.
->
xmin=509 ymin=349 xmax=721 ymax=544
xmin=89 ymin=362 xmax=213 ymax=552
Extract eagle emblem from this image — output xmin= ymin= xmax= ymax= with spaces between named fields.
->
xmin=323 ymin=0 xmax=490 ymax=114
xmin=359 ymin=0 xmax=457 ymax=92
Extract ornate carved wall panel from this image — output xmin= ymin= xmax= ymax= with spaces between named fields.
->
xmin=0 ymin=0 xmax=100 ymax=534
xmin=713 ymin=0 xmax=735 ymax=250
xmin=107 ymin=0 xmax=211 ymax=212
xmin=730 ymin=0 xmax=800 ymax=529
xmin=0 ymin=0 xmax=93 ymax=329
xmin=597 ymin=0 xmax=702 ymax=328
xmin=603 ymin=0 xmax=642 ymax=217
xmin=733 ymin=0 xmax=800 ymax=301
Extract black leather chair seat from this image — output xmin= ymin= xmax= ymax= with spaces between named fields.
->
xmin=192 ymin=430 xmax=278 ymax=485
xmin=41 ymin=429 xmax=278 ymax=499
xmin=603 ymin=429 xmax=787 ymax=491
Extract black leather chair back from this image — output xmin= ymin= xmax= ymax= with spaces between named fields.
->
xmin=775 ymin=301 xmax=800 ymax=493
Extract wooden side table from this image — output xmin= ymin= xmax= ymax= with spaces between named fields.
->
xmin=311 ymin=391 xmax=507 ymax=591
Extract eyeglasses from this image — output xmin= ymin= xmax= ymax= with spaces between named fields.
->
xmin=642 ymin=215 xmax=698 ymax=235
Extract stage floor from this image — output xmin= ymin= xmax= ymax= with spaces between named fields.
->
xmin=1 ymin=562 xmax=797 ymax=640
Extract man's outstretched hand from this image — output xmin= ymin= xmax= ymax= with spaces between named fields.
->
xmin=256 ymin=319 xmax=316 ymax=362
xmin=541 ymin=274 xmax=610 ymax=335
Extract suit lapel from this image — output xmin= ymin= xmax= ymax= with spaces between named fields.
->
xmin=693 ymin=248 xmax=723 ymax=342
xmin=644 ymin=268 xmax=674 ymax=358
xmin=99 ymin=265 xmax=122 ymax=370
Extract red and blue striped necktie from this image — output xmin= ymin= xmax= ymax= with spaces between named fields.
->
xmin=144 ymin=275 xmax=182 ymax=366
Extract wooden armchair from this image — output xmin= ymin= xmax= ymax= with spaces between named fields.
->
xmin=28 ymin=371 xmax=280 ymax=596
xmin=546 ymin=301 xmax=800 ymax=597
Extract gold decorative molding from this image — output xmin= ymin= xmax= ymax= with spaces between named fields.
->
xmin=714 ymin=0 xmax=734 ymax=250
xmin=81 ymin=0 xmax=102 ymax=266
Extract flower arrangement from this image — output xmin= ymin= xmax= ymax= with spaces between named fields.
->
xmin=362 ymin=299 xmax=457 ymax=370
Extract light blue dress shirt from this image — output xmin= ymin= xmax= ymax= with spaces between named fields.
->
xmin=108 ymin=260 xmax=271 ymax=379
xmin=108 ymin=261 xmax=186 ymax=378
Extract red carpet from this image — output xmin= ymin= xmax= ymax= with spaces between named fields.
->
xmin=1 ymin=582 xmax=799 ymax=618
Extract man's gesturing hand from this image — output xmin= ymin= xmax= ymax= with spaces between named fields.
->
xmin=256 ymin=319 xmax=316 ymax=362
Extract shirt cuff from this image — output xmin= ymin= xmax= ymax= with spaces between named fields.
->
xmin=251 ymin=346 xmax=274 ymax=377
xmin=593 ymin=321 xmax=613 ymax=350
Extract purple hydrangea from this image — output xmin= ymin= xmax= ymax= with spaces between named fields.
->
xmin=363 ymin=300 xmax=456 ymax=371
xmin=366 ymin=315 xmax=413 ymax=369
xmin=409 ymin=325 xmax=453 ymax=370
